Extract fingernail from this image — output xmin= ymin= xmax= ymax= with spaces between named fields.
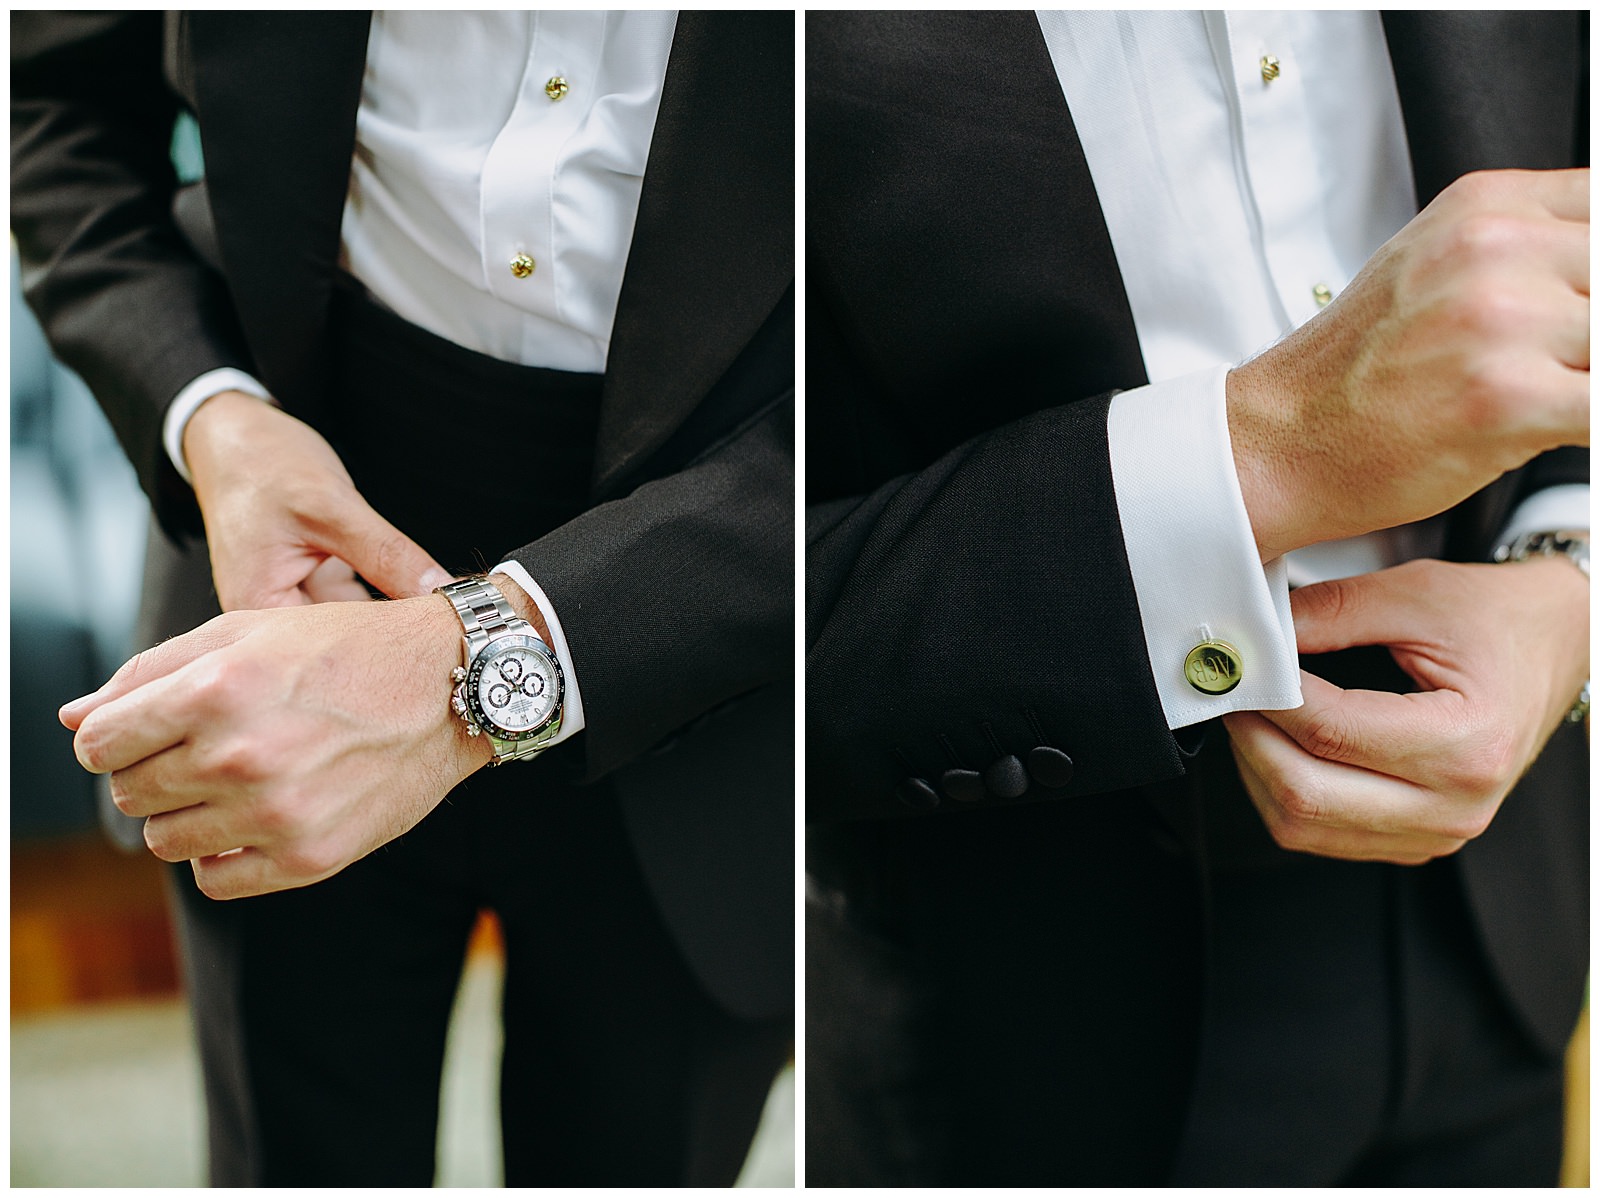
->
xmin=59 ymin=694 xmax=93 ymax=723
xmin=420 ymin=568 xmax=454 ymax=593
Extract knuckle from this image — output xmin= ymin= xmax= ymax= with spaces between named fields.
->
xmin=250 ymin=793 xmax=301 ymax=838
xmin=1299 ymin=710 xmax=1353 ymax=764
xmin=209 ymin=739 xmax=272 ymax=785
xmin=1269 ymin=769 xmax=1327 ymax=831
xmin=1444 ymin=169 xmax=1497 ymax=206
xmin=74 ymin=724 xmax=108 ymax=774
xmin=108 ymin=648 xmax=155 ymax=691
xmin=274 ymin=839 xmax=339 ymax=882
xmin=1448 ymin=721 xmax=1519 ymax=799
xmin=1448 ymin=212 xmax=1522 ymax=262
xmin=142 ymin=820 xmax=186 ymax=864
xmin=1455 ymin=286 xmax=1527 ymax=343
xmin=1297 ymin=576 xmax=1354 ymax=627
xmin=1275 ymin=783 xmax=1323 ymax=825
xmin=192 ymin=866 xmax=237 ymax=902
xmin=189 ymin=661 xmax=241 ymax=714
xmin=1455 ymin=355 xmax=1523 ymax=430
xmin=108 ymin=771 xmax=136 ymax=815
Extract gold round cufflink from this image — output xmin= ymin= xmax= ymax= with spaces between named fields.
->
xmin=509 ymin=253 xmax=536 ymax=279
xmin=1184 ymin=640 xmax=1243 ymax=695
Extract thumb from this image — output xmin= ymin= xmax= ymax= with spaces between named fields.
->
xmin=1290 ymin=570 xmax=1420 ymax=655
xmin=59 ymin=612 xmax=257 ymax=730
xmin=318 ymin=497 xmax=452 ymax=600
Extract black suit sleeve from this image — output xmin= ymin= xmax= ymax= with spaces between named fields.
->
xmin=506 ymin=389 xmax=794 ymax=785
xmin=806 ymin=383 xmax=1187 ymax=825
xmin=11 ymin=11 xmax=251 ymax=538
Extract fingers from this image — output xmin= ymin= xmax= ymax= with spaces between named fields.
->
xmin=59 ymin=613 xmax=254 ymax=730
xmin=311 ymin=498 xmax=452 ymax=600
xmin=73 ymin=673 xmax=197 ymax=776
xmin=1543 ymin=215 xmax=1589 ymax=297
xmin=143 ymin=801 xmax=245 ymax=863
xmin=1258 ymin=671 xmax=1476 ymax=790
xmin=1289 ymin=574 xmax=1405 ymax=656
xmin=301 ymin=556 xmax=376 ymax=604
xmin=1224 ymin=712 xmax=1476 ymax=862
xmin=189 ymin=845 xmax=341 ymax=901
xmin=1531 ymin=166 xmax=1589 ymax=225
xmin=191 ymin=848 xmax=273 ymax=902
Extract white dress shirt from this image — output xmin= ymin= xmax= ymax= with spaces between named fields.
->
xmin=162 ymin=11 xmax=682 ymax=748
xmin=1036 ymin=10 xmax=1588 ymax=730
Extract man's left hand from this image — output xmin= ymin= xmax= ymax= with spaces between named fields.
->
xmin=1223 ymin=555 xmax=1588 ymax=864
xmin=59 ymin=595 xmax=492 ymax=899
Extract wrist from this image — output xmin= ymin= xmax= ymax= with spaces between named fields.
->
xmin=1225 ymin=357 xmax=1310 ymax=563
xmin=1496 ymin=553 xmax=1590 ymax=729
xmin=489 ymin=571 xmax=553 ymax=646
xmin=425 ymin=591 xmax=496 ymax=774
xmin=182 ymin=390 xmax=278 ymax=491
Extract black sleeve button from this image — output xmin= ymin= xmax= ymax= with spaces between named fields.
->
xmin=940 ymin=768 xmax=985 ymax=804
xmin=896 ymin=777 xmax=941 ymax=812
xmin=1026 ymin=746 xmax=1075 ymax=789
xmin=983 ymin=754 xmax=1029 ymax=800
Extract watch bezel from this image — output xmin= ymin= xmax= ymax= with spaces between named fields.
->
xmin=463 ymin=633 xmax=565 ymax=741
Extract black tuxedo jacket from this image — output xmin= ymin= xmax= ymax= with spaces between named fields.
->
xmin=13 ymin=11 xmax=794 ymax=1021
xmin=807 ymin=8 xmax=1585 ymax=1072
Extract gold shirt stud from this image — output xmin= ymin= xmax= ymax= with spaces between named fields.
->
xmin=510 ymin=253 xmax=536 ymax=279
xmin=545 ymin=76 xmax=569 ymax=102
xmin=1260 ymin=55 xmax=1281 ymax=83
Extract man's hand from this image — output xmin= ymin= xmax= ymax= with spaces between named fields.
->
xmin=1223 ymin=555 xmax=1588 ymax=864
xmin=183 ymin=391 xmax=452 ymax=609
xmin=1228 ymin=168 xmax=1589 ymax=562
xmin=59 ymin=594 xmax=493 ymax=899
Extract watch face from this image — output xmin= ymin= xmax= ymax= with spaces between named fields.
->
xmin=466 ymin=636 xmax=562 ymax=738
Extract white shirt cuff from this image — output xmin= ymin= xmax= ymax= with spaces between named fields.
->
xmin=1494 ymin=484 xmax=1590 ymax=546
xmin=492 ymin=559 xmax=587 ymax=744
xmin=1106 ymin=363 xmax=1303 ymax=729
xmin=161 ymin=368 xmax=276 ymax=484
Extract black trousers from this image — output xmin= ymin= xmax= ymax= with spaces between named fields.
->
xmin=148 ymin=283 xmax=790 ymax=1185
xmin=806 ymin=676 xmax=1573 ymax=1189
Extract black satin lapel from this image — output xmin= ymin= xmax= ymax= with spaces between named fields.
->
xmin=806 ymin=11 xmax=1145 ymax=460
xmin=188 ymin=12 xmax=371 ymax=423
xmin=1380 ymin=12 xmax=1586 ymax=560
xmin=593 ymin=11 xmax=795 ymax=494
xmin=1381 ymin=11 xmax=1583 ymax=205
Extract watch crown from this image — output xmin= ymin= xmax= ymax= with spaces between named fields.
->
xmin=451 ymin=695 xmax=467 ymax=716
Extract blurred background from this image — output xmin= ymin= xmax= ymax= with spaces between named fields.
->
xmin=8 ymin=242 xmax=794 ymax=1187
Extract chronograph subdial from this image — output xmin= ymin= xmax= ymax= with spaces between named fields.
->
xmin=464 ymin=634 xmax=563 ymax=741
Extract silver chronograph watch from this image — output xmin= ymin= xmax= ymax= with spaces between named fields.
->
xmin=437 ymin=577 xmax=564 ymax=764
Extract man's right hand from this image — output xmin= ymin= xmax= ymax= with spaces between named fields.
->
xmin=1227 ymin=167 xmax=1589 ymax=563
xmin=183 ymin=391 xmax=451 ymax=610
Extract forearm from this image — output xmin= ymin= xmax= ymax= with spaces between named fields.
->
xmin=12 ymin=11 xmax=253 ymax=536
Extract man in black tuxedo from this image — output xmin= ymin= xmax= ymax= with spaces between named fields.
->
xmin=13 ymin=11 xmax=792 ymax=1186
xmin=807 ymin=11 xmax=1586 ymax=1186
